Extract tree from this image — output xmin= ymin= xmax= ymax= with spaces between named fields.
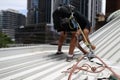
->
xmin=0 ymin=32 xmax=14 ymax=48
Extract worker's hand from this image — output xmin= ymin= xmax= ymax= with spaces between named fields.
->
xmin=91 ymin=44 xmax=96 ymax=50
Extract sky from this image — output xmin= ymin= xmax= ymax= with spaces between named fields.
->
xmin=0 ymin=0 xmax=27 ymax=16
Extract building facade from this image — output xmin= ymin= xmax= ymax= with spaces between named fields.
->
xmin=27 ymin=0 xmax=73 ymax=25
xmin=70 ymin=0 xmax=103 ymax=29
xmin=0 ymin=9 xmax=26 ymax=40
xmin=106 ymin=0 xmax=120 ymax=15
xmin=27 ymin=0 xmax=52 ymax=24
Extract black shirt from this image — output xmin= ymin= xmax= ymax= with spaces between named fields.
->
xmin=53 ymin=5 xmax=91 ymax=31
xmin=73 ymin=11 xmax=91 ymax=30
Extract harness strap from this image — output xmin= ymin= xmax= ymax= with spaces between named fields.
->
xmin=74 ymin=18 xmax=91 ymax=48
xmin=68 ymin=13 xmax=91 ymax=48
xmin=68 ymin=12 xmax=74 ymax=29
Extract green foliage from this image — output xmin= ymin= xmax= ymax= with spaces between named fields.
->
xmin=0 ymin=32 xmax=14 ymax=48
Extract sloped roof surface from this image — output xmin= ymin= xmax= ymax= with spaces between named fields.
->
xmin=0 ymin=16 xmax=120 ymax=80
xmin=107 ymin=9 xmax=120 ymax=22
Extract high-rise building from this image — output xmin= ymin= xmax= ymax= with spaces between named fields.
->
xmin=0 ymin=9 xmax=26 ymax=29
xmin=106 ymin=0 xmax=120 ymax=15
xmin=27 ymin=0 xmax=52 ymax=24
xmin=0 ymin=9 xmax=26 ymax=40
xmin=18 ymin=0 xmax=59 ymax=43
xmin=27 ymin=0 xmax=72 ymax=25
xmin=71 ymin=0 xmax=103 ymax=28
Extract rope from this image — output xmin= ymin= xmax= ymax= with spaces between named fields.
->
xmin=62 ymin=15 xmax=120 ymax=80
xmin=77 ymin=22 xmax=91 ymax=48
xmin=62 ymin=55 xmax=120 ymax=80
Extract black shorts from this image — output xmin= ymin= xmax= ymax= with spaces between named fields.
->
xmin=80 ymin=22 xmax=91 ymax=31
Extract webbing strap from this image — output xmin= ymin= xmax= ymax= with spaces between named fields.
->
xmin=68 ymin=12 xmax=74 ymax=29
xmin=77 ymin=20 xmax=91 ymax=48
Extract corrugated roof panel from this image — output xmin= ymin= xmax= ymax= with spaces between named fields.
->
xmin=0 ymin=16 xmax=120 ymax=80
xmin=91 ymin=17 xmax=120 ymax=59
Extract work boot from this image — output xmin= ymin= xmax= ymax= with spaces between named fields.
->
xmin=55 ymin=51 xmax=64 ymax=55
xmin=66 ymin=56 xmax=73 ymax=62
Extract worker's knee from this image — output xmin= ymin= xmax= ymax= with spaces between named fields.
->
xmin=60 ymin=32 xmax=67 ymax=38
xmin=83 ymin=28 xmax=90 ymax=34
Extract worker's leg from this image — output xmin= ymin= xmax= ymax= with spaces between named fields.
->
xmin=66 ymin=31 xmax=77 ymax=62
xmin=77 ymin=28 xmax=95 ymax=59
xmin=76 ymin=30 xmax=89 ymax=54
xmin=56 ymin=31 xmax=67 ymax=54
xmin=83 ymin=28 xmax=96 ymax=50
xmin=68 ymin=32 xmax=77 ymax=55
xmin=76 ymin=43 xmax=89 ymax=54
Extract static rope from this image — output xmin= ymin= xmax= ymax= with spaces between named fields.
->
xmin=62 ymin=55 xmax=120 ymax=80
xmin=77 ymin=22 xmax=91 ymax=48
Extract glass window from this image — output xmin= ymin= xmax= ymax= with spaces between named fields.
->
xmin=31 ymin=0 xmax=38 ymax=8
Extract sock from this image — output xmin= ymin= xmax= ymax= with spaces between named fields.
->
xmin=67 ymin=54 xmax=73 ymax=57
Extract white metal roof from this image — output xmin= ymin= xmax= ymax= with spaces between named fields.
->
xmin=0 ymin=16 xmax=120 ymax=80
xmin=107 ymin=9 xmax=120 ymax=22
